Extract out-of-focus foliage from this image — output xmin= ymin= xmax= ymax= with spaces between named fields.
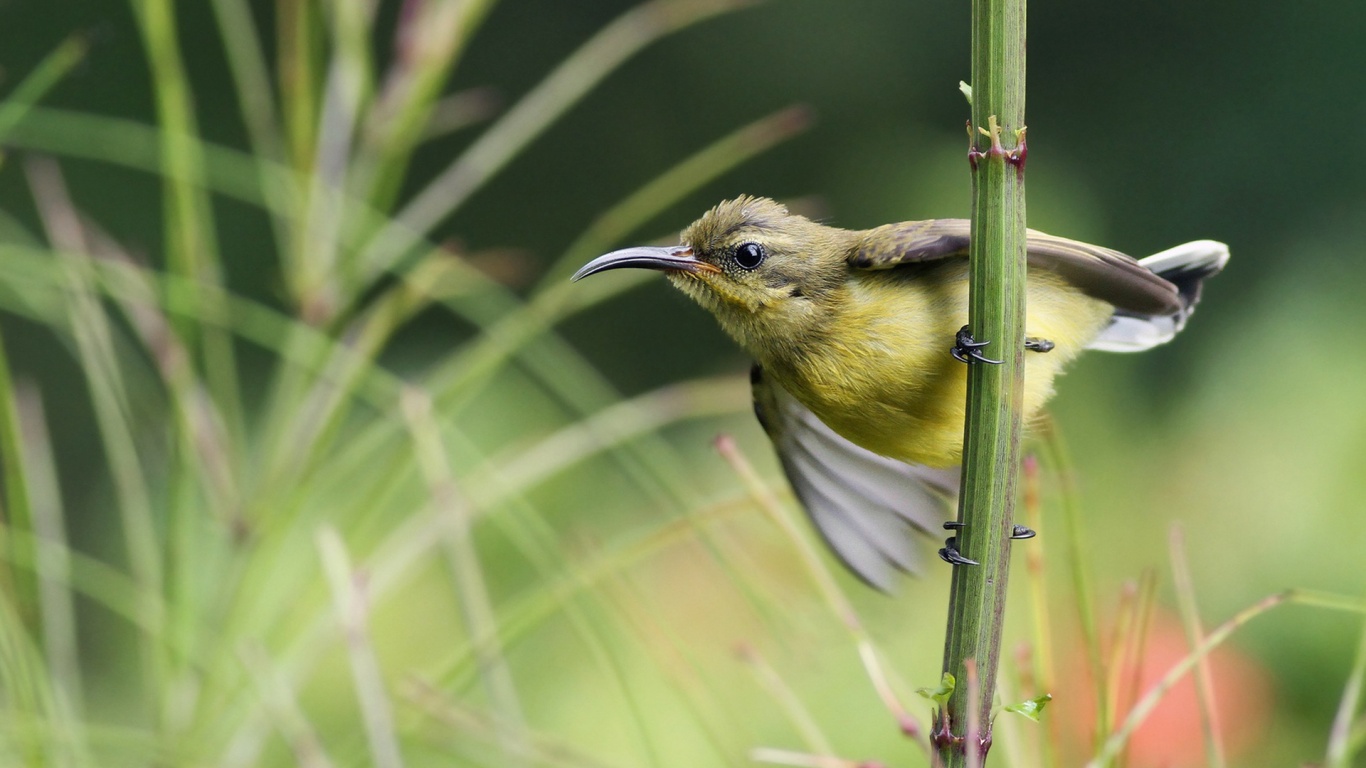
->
xmin=1 ymin=1 xmax=1365 ymax=767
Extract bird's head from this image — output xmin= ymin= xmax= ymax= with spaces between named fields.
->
xmin=572 ymin=196 xmax=854 ymax=358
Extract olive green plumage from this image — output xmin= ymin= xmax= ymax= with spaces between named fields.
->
xmin=573 ymin=196 xmax=1228 ymax=588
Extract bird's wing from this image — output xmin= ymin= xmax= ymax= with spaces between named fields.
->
xmin=751 ymin=365 xmax=958 ymax=591
xmin=847 ymin=219 xmax=1183 ymax=316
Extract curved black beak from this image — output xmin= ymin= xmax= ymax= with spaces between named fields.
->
xmin=571 ymin=245 xmax=717 ymax=282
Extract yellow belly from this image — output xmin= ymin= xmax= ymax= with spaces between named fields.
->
xmin=770 ymin=263 xmax=1113 ymax=467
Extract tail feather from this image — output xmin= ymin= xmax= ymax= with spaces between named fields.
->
xmin=1088 ymin=239 xmax=1229 ymax=353
xmin=1141 ymin=239 xmax=1230 ymax=310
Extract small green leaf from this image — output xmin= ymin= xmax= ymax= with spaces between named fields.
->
xmin=959 ymin=81 xmax=973 ymax=105
xmin=916 ymin=672 xmax=956 ymax=704
xmin=1003 ymin=693 xmax=1053 ymax=722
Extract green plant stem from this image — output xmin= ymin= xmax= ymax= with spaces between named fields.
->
xmin=0 ymin=330 xmax=35 ymax=617
xmin=277 ymin=0 xmax=319 ymax=173
xmin=936 ymin=0 xmax=1027 ymax=761
xmin=129 ymin=0 xmax=243 ymax=420
xmin=0 ymin=35 xmax=88 ymax=143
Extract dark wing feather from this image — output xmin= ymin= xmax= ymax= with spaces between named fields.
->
xmin=752 ymin=365 xmax=958 ymax=591
xmin=848 ymin=219 xmax=1183 ymax=316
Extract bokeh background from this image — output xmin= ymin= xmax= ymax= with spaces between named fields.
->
xmin=1 ymin=0 xmax=1365 ymax=766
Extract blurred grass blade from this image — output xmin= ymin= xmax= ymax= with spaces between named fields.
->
xmin=238 ymin=643 xmax=337 ymax=768
xmin=416 ymin=87 xmax=502 ymax=142
xmin=24 ymin=160 xmax=243 ymax=701
xmin=318 ymin=527 xmax=405 ymax=768
xmin=128 ymin=0 xmax=221 ymax=283
xmin=1168 ymin=524 xmax=1226 ymax=768
xmin=0 ymin=329 xmax=36 ymax=615
xmin=81 ymin=222 xmax=241 ymax=529
xmin=276 ymin=0 xmax=320 ymax=169
xmin=1326 ymin=602 xmax=1366 ymax=767
xmin=77 ymin=218 xmax=247 ymax=719
xmin=1103 ymin=581 xmax=1138 ymax=737
xmin=15 ymin=384 xmax=85 ymax=726
xmin=289 ymin=0 xmax=378 ymax=318
xmin=3 ymin=107 xmax=303 ymax=216
xmin=455 ymin=375 xmax=793 ymax=661
xmin=322 ymin=458 xmax=669 ymax=768
xmin=400 ymin=677 xmax=622 ymax=768
xmin=436 ymin=429 xmax=667 ymax=768
xmin=0 ymin=240 xmax=410 ymax=440
xmin=1287 ymin=590 xmax=1366 ymax=615
xmin=206 ymin=0 xmax=283 ymax=162
xmin=400 ymin=387 xmax=529 ymax=766
xmin=314 ymin=285 xmax=730 ymax=534
xmin=220 ymin=513 xmax=448 ymax=768
xmin=713 ymin=436 xmax=854 ymax=630
xmin=254 ymin=256 xmax=461 ymax=491
xmin=4 ymin=379 xmax=94 ymax=767
xmin=0 ymin=35 xmax=88 ymax=142
xmin=483 ymin=376 xmax=747 ymax=501
xmin=1117 ymin=568 xmax=1157 ymax=768
xmin=352 ymin=0 xmax=498 ymax=214
xmin=603 ymin=577 xmax=746 ymax=766
xmin=24 ymin=158 xmax=167 ymax=706
xmin=1040 ymin=422 xmax=1105 ymax=747
xmin=129 ymin=0 xmax=246 ymax=444
xmin=206 ymin=0 xmax=292 ymax=262
xmin=0 ymin=528 xmax=173 ymax=653
xmin=0 ymin=584 xmax=57 ymax=766
xmin=358 ymin=0 xmax=761 ymax=282
xmin=428 ymin=496 xmax=750 ymax=690
xmin=1018 ymin=454 xmax=1056 ymax=766
xmin=1350 ymin=721 xmax=1366 ymax=761
xmin=738 ymin=645 xmax=835 ymax=757
xmin=855 ymin=642 xmax=929 ymax=756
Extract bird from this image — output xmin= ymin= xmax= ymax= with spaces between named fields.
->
xmin=572 ymin=196 xmax=1228 ymax=590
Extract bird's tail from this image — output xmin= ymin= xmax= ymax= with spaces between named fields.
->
xmin=1088 ymin=239 xmax=1230 ymax=353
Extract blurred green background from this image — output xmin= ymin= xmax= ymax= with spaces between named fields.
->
xmin=2 ymin=0 xmax=1365 ymax=766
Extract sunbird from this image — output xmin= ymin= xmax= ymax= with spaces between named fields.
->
xmin=573 ymin=196 xmax=1228 ymax=589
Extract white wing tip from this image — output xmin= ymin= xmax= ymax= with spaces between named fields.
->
xmin=1139 ymin=239 xmax=1230 ymax=274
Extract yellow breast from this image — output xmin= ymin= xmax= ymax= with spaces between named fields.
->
xmin=768 ymin=263 xmax=1113 ymax=467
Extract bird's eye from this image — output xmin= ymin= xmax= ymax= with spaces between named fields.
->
xmin=733 ymin=242 xmax=766 ymax=270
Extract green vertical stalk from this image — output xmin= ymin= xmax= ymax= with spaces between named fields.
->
xmin=130 ymin=0 xmax=245 ymax=446
xmin=278 ymin=0 xmax=320 ymax=175
xmin=935 ymin=0 xmax=1027 ymax=761
xmin=0 ymin=330 xmax=35 ymax=619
